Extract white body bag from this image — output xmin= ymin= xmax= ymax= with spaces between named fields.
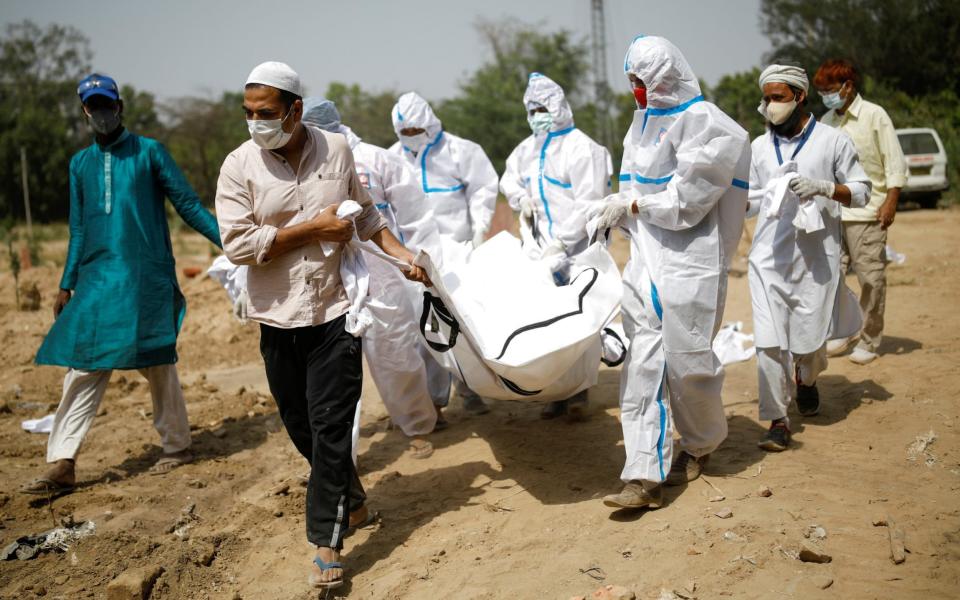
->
xmin=414 ymin=231 xmax=624 ymax=402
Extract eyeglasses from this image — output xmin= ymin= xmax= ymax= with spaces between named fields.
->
xmin=77 ymin=77 xmax=118 ymax=96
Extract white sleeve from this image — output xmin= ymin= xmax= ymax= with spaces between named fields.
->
xmin=555 ymin=141 xmax=612 ymax=250
xmin=746 ymin=152 xmax=763 ymax=218
xmin=458 ymin=140 xmax=500 ymax=235
xmin=833 ymin=133 xmax=872 ymax=209
xmin=500 ymin=144 xmax=527 ymax=211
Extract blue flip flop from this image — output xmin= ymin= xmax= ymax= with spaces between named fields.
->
xmin=309 ymin=556 xmax=344 ymax=589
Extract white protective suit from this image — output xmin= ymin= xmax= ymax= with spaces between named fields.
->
xmin=500 ymin=73 xmax=613 ymax=255
xmin=748 ymin=112 xmax=871 ymax=421
xmin=388 ymin=92 xmax=499 ymax=244
xmin=613 ymin=36 xmax=751 ymax=484
xmin=302 ymin=98 xmax=439 ymax=436
xmin=389 ymin=92 xmax=499 ymax=407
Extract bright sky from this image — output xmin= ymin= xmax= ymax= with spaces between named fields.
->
xmin=4 ymin=0 xmax=770 ymax=102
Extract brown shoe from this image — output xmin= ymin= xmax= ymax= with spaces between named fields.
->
xmin=602 ymin=482 xmax=663 ymax=509
xmin=665 ymin=451 xmax=708 ymax=486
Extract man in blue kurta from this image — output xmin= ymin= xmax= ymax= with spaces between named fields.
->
xmin=21 ymin=73 xmax=222 ymax=495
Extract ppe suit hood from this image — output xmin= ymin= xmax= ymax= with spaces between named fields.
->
xmin=523 ymin=72 xmax=574 ymax=131
xmin=392 ymin=92 xmax=443 ymax=142
xmin=301 ymin=97 xmax=342 ymax=131
xmin=623 ymin=35 xmax=702 ymax=108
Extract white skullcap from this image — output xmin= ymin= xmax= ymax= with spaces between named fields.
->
xmin=758 ymin=64 xmax=809 ymax=92
xmin=245 ymin=61 xmax=302 ymax=97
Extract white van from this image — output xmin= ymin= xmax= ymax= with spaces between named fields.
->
xmin=896 ymin=128 xmax=949 ymax=208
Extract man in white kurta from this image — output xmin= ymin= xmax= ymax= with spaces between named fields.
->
xmin=748 ymin=65 xmax=871 ymax=452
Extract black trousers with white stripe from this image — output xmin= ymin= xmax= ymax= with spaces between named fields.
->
xmin=260 ymin=315 xmax=366 ymax=549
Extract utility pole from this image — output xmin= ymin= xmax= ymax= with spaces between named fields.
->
xmin=20 ymin=146 xmax=33 ymax=241
xmin=590 ymin=0 xmax=613 ymax=152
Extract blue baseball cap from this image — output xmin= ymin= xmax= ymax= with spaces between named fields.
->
xmin=77 ymin=73 xmax=120 ymax=103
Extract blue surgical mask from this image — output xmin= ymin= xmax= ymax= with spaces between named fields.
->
xmin=821 ymin=90 xmax=844 ymax=110
xmin=528 ymin=111 xmax=553 ymax=135
xmin=820 ymin=82 xmax=848 ymax=110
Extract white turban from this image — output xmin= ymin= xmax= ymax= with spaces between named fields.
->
xmin=245 ymin=61 xmax=302 ymax=97
xmin=758 ymin=64 xmax=809 ymax=92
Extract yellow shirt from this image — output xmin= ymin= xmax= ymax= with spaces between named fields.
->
xmin=822 ymin=95 xmax=908 ymax=222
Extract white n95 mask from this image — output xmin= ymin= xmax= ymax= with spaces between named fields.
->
xmin=400 ymin=132 xmax=430 ymax=153
xmin=247 ymin=109 xmax=293 ymax=150
xmin=757 ymin=99 xmax=797 ymax=126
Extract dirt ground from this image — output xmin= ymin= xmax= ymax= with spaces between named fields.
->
xmin=0 ymin=206 xmax=958 ymax=600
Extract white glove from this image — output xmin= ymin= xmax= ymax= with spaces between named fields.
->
xmin=518 ymin=195 xmax=538 ymax=220
xmin=472 ymin=228 xmax=487 ymax=248
xmin=789 ymin=176 xmax=835 ymax=201
xmin=541 ymin=238 xmax=566 ymax=258
xmin=595 ymin=193 xmax=635 ymax=230
xmin=233 ymin=289 xmax=249 ymax=325
xmin=541 ymin=239 xmax=571 ymax=285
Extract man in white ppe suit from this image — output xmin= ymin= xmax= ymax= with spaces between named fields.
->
xmin=748 ymin=65 xmax=871 ymax=452
xmin=500 ymin=72 xmax=613 ymax=421
xmin=389 ymin=91 xmax=500 ymax=422
xmin=302 ymin=97 xmax=440 ymax=459
xmin=594 ymin=36 xmax=751 ymax=510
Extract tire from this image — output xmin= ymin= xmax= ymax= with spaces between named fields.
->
xmin=918 ymin=192 xmax=941 ymax=209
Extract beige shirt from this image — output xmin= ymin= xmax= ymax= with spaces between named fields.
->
xmin=215 ymin=127 xmax=386 ymax=328
xmin=822 ymin=95 xmax=908 ymax=222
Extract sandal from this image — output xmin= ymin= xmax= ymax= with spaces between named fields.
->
xmin=408 ymin=438 xmax=434 ymax=459
xmin=19 ymin=477 xmax=75 ymax=496
xmin=148 ymin=451 xmax=193 ymax=475
xmin=308 ymin=556 xmax=344 ymax=589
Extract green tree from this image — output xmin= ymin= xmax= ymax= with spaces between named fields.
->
xmin=439 ymin=19 xmax=591 ymax=173
xmin=161 ymin=91 xmax=247 ymax=205
xmin=323 ymin=82 xmax=402 ymax=149
xmin=760 ymin=0 xmax=960 ymax=95
xmin=711 ymin=68 xmax=766 ymax=139
xmin=0 ymin=20 xmax=92 ymax=222
xmin=121 ymin=84 xmax=163 ymax=140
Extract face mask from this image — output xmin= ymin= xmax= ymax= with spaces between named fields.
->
xmin=400 ymin=132 xmax=430 ymax=153
xmin=247 ymin=108 xmax=293 ymax=150
xmin=88 ymin=108 xmax=121 ymax=135
xmin=758 ymin=99 xmax=797 ymax=125
xmin=633 ymin=86 xmax=647 ymax=109
xmin=820 ymin=83 xmax=847 ymax=110
xmin=528 ymin=112 xmax=553 ymax=134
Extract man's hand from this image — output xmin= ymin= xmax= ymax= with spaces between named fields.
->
xmin=594 ymin=193 xmax=635 ymax=230
xmin=403 ymin=263 xmax=433 ymax=287
xmin=789 ymin=176 xmax=836 ymax=201
xmin=370 ymin=227 xmax=433 ymax=287
xmin=53 ymin=289 xmax=71 ymax=319
xmin=312 ymin=204 xmax=354 ymax=243
xmin=518 ymin=195 xmax=538 ymax=220
xmin=878 ymin=200 xmax=896 ymax=229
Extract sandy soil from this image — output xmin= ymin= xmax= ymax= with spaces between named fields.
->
xmin=0 ymin=206 xmax=958 ymax=599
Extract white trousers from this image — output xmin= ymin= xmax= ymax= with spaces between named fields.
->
xmin=47 ymin=364 xmax=191 ymax=463
xmin=619 ymin=263 xmax=727 ymax=484
xmin=364 ymin=255 xmax=437 ymax=436
xmin=756 ymin=345 xmax=828 ymax=421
